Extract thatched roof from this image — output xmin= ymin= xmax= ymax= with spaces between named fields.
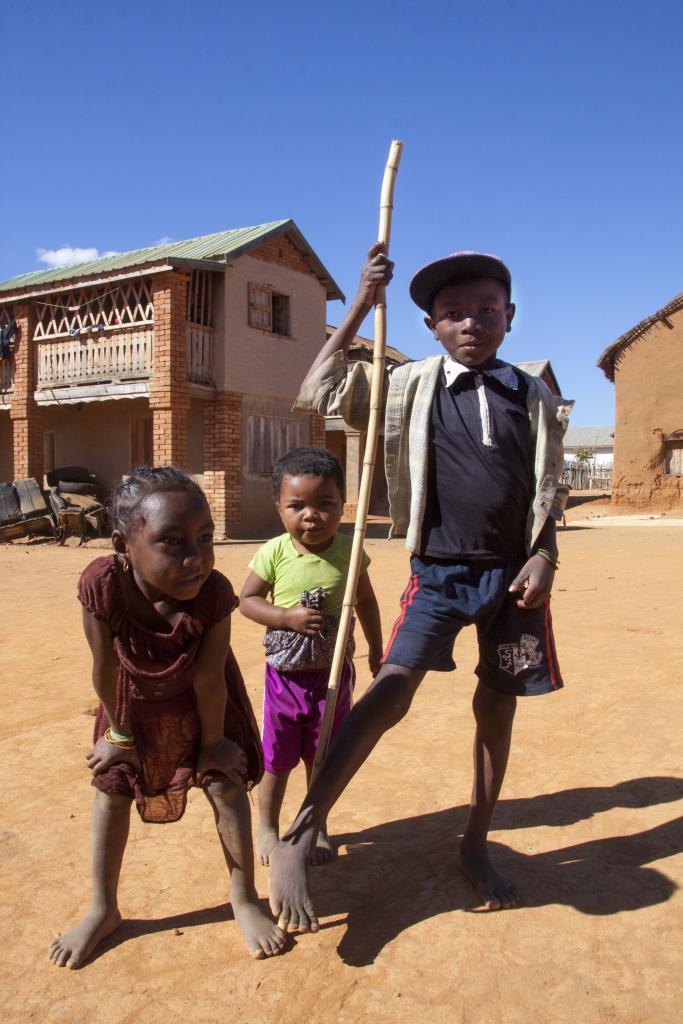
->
xmin=597 ymin=291 xmax=683 ymax=382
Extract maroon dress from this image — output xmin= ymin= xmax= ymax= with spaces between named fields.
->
xmin=78 ymin=555 xmax=264 ymax=824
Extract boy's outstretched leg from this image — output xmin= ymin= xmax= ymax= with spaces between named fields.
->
xmin=269 ymin=664 xmax=425 ymax=933
xmin=205 ymin=776 xmax=286 ymax=959
xmin=49 ymin=789 xmax=131 ymax=968
xmin=304 ymin=761 xmax=336 ymax=866
xmin=459 ymin=680 xmax=518 ymax=910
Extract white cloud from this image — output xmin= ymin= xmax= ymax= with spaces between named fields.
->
xmin=36 ymin=246 xmax=120 ymax=268
xmin=152 ymin=236 xmax=174 ymax=246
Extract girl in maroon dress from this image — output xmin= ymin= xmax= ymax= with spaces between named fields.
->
xmin=49 ymin=467 xmax=285 ymax=967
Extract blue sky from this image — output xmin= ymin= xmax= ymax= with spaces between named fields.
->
xmin=3 ymin=0 xmax=682 ymax=424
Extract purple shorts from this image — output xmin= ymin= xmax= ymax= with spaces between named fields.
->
xmin=262 ymin=660 xmax=355 ymax=774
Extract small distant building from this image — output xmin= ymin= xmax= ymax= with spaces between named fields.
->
xmin=597 ymin=291 xmax=682 ymax=510
xmin=563 ymin=426 xmax=614 ymax=468
xmin=514 ymin=359 xmax=561 ymax=396
xmin=0 ymin=221 xmax=343 ymax=537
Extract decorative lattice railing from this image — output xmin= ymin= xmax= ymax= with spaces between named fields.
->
xmin=34 ymin=278 xmax=154 ymax=340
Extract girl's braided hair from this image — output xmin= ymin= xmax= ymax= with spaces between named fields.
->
xmin=112 ymin=466 xmax=207 ymax=534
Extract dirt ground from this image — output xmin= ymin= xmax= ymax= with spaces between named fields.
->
xmin=1 ymin=504 xmax=681 ymax=1024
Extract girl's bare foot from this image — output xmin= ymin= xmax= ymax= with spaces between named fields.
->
xmin=459 ymin=841 xmax=519 ymax=910
xmin=311 ymin=826 xmax=336 ymax=866
xmin=256 ymin=824 xmax=279 ymax=866
xmin=232 ymin=899 xmax=286 ymax=958
xmin=48 ymin=908 xmax=122 ymax=968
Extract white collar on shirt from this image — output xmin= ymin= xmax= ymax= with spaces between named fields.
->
xmin=442 ymin=356 xmax=519 ymax=391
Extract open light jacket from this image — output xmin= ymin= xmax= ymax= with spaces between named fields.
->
xmin=294 ymin=350 xmax=573 ymax=555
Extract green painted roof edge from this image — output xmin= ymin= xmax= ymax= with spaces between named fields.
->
xmin=0 ymin=220 xmax=344 ymax=302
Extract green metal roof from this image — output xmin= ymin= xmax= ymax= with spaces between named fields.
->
xmin=0 ymin=220 xmax=344 ymax=301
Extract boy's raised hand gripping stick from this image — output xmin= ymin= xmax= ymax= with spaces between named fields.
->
xmin=310 ymin=139 xmax=403 ymax=784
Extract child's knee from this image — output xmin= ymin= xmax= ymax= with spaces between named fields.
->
xmin=368 ymin=666 xmax=423 ymax=727
xmin=204 ymin=775 xmax=245 ymax=805
xmin=94 ymin=789 xmax=132 ymax=813
xmin=472 ymin=683 xmax=517 ymax=723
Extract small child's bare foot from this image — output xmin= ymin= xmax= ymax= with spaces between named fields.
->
xmin=48 ymin=908 xmax=122 ymax=968
xmin=256 ymin=824 xmax=279 ymax=866
xmin=310 ymin=826 xmax=337 ymax=866
xmin=459 ymin=842 xmax=519 ymax=911
xmin=232 ymin=899 xmax=286 ymax=958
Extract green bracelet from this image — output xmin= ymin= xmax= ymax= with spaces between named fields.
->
xmin=109 ymin=725 xmax=135 ymax=743
xmin=537 ymin=548 xmax=559 ymax=569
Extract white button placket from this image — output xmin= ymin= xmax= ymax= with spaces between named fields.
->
xmin=475 ymin=373 xmax=494 ymax=447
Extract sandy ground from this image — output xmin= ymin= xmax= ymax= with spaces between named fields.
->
xmin=1 ymin=504 xmax=681 ymax=1024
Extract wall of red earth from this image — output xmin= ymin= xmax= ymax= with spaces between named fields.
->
xmin=611 ymin=311 xmax=682 ymax=511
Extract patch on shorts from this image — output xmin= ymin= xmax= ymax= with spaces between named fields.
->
xmin=497 ymin=634 xmax=543 ymax=676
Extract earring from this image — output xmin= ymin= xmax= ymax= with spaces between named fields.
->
xmin=122 ymin=556 xmax=130 ymax=573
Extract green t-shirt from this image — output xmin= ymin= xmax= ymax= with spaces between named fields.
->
xmin=249 ymin=532 xmax=370 ymax=619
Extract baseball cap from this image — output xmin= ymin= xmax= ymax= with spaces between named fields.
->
xmin=409 ymin=251 xmax=512 ymax=313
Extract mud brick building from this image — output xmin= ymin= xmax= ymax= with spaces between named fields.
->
xmin=598 ymin=291 xmax=682 ymax=510
xmin=0 ymin=222 xmax=342 ymax=537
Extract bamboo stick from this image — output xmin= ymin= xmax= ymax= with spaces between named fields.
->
xmin=310 ymin=139 xmax=403 ymax=783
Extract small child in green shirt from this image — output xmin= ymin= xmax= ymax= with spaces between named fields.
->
xmin=240 ymin=447 xmax=383 ymax=866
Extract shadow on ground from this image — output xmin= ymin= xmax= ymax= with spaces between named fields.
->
xmin=315 ymin=776 xmax=683 ymax=966
xmin=77 ymin=776 xmax=683 ymax=969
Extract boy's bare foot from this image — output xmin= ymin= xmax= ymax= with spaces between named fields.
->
xmin=256 ymin=824 xmax=279 ymax=866
xmin=311 ymin=826 xmax=336 ymax=866
xmin=459 ymin=842 xmax=519 ymax=910
xmin=232 ymin=899 xmax=286 ymax=958
xmin=48 ymin=907 xmax=122 ymax=968
xmin=269 ymin=836 xmax=319 ymax=933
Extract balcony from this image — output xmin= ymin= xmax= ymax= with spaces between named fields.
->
xmin=37 ymin=329 xmax=154 ymax=391
xmin=34 ymin=323 xmax=215 ymax=403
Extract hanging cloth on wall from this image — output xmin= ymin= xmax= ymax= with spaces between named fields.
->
xmin=0 ymin=319 xmax=18 ymax=359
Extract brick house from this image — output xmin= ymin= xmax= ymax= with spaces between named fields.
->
xmin=0 ymin=221 xmax=343 ymax=537
xmin=597 ymin=290 xmax=682 ymax=510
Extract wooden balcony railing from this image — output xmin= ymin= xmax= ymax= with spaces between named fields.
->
xmin=37 ymin=330 xmax=154 ymax=389
xmin=187 ymin=324 xmax=215 ymax=385
xmin=34 ymin=324 xmax=215 ymax=392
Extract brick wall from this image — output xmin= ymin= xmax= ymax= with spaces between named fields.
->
xmin=249 ymin=233 xmax=315 ymax=277
xmin=203 ymin=390 xmax=242 ymax=538
xmin=311 ymin=413 xmax=326 ymax=448
xmin=9 ymin=301 xmax=44 ymax=481
xmin=149 ymin=273 xmax=190 ymax=467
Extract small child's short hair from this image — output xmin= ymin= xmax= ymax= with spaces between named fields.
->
xmin=272 ymin=447 xmax=346 ymax=501
xmin=112 ymin=466 xmax=207 ymax=534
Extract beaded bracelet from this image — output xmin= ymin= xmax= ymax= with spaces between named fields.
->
xmin=105 ymin=726 xmax=136 ymax=748
xmin=536 ymin=548 xmax=560 ymax=570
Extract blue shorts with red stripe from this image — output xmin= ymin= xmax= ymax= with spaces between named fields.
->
xmin=382 ymin=556 xmax=564 ymax=697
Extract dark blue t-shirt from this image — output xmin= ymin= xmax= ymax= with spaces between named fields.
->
xmin=420 ymin=365 xmax=533 ymax=560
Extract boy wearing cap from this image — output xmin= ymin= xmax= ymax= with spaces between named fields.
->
xmin=268 ymin=243 xmax=572 ymax=932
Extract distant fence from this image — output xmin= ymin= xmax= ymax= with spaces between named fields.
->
xmin=562 ymin=463 xmax=612 ymax=490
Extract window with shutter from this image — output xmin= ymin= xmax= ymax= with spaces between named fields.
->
xmin=247 ymin=416 xmax=301 ymax=475
xmin=248 ymin=284 xmax=291 ymax=336
xmin=248 ymin=284 xmax=273 ymax=331
xmin=664 ymin=441 xmax=683 ymax=476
